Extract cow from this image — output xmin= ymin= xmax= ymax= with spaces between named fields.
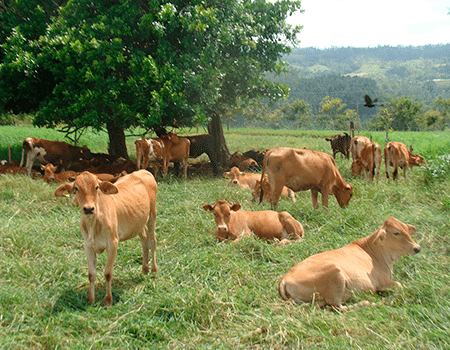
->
xmin=384 ymin=142 xmax=426 ymax=180
xmin=229 ymin=151 xmax=259 ymax=171
xmin=223 ymin=166 xmax=262 ymax=191
xmin=243 ymin=149 xmax=266 ymax=169
xmin=20 ymin=137 xmax=93 ymax=176
xmin=351 ymin=141 xmax=382 ymax=183
xmin=349 ymin=135 xmax=371 ymax=160
xmin=135 ymin=137 xmax=166 ymax=173
xmin=325 ymin=133 xmax=351 ymax=159
xmin=186 ymin=134 xmax=219 ymax=175
xmin=42 ymin=163 xmax=124 ymax=183
xmin=278 ymin=217 xmax=421 ymax=309
xmin=260 ymin=147 xmax=353 ymax=209
xmin=203 ymin=200 xmax=304 ymax=243
xmin=252 ymin=174 xmax=296 ymax=203
xmin=54 ymin=170 xmax=158 ymax=306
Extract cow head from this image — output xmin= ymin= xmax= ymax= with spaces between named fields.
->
xmin=252 ymin=174 xmax=270 ymax=201
xmin=223 ymin=166 xmax=243 ymax=186
xmin=333 ymin=183 xmax=353 ymax=208
xmin=80 ymin=146 xmax=94 ymax=160
xmin=374 ymin=217 xmax=421 ymax=260
xmin=54 ymin=171 xmax=118 ymax=215
xmin=350 ymin=159 xmax=364 ymax=177
xmin=203 ymin=200 xmax=241 ymax=241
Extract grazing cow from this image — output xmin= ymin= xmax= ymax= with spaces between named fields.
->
xmin=384 ymin=142 xmax=426 ymax=180
xmin=54 ymin=170 xmax=158 ymax=306
xmin=349 ymin=135 xmax=371 ymax=160
xmin=278 ymin=217 xmax=420 ymax=309
xmin=260 ymin=147 xmax=353 ymax=209
xmin=42 ymin=163 xmax=124 ymax=183
xmin=325 ymin=133 xmax=351 ymax=159
xmin=223 ymin=166 xmax=262 ymax=191
xmin=186 ymin=134 xmax=218 ymax=175
xmin=252 ymin=174 xmax=296 ymax=203
xmin=229 ymin=151 xmax=258 ymax=171
xmin=203 ymin=200 xmax=304 ymax=243
xmin=20 ymin=137 xmax=93 ymax=176
xmin=351 ymin=141 xmax=382 ymax=182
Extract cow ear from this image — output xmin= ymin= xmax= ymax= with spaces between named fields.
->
xmin=54 ymin=183 xmax=74 ymax=198
xmin=231 ymin=203 xmax=241 ymax=211
xmin=99 ymin=181 xmax=118 ymax=195
xmin=407 ymin=224 xmax=416 ymax=236
xmin=223 ymin=172 xmax=230 ymax=178
xmin=203 ymin=204 xmax=213 ymax=212
xmin=375 ymin=228 xmax=387 ymax=245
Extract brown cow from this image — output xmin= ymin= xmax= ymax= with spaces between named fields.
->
xmin=278 ymin=217 xmax=421 ymax=309
xmin=20 ymin=137 xmax=93 ymax=176
xmin=229 ymin=151 xmax=258 ymax=171
xmin=349 ymin=135 xmax=371 ymax=160
xmin=351 ymin=141 xmax=382 ymax=182
xmin=384 ymin=142 xmax=426 ymax=180
xmin=325 ymin=132 xmax=351 ymax=159
xmin=42 ymin=163 xmax=124 ymax=183
xmin=223 ymin=166 xmax=262 ymax=191
xmin=203 ymin=200 xmax=304 ymax=243
xmin=54 ymin=170 xmax=158 ymax=306
xmin=260 ymin=147 xmax=353 ymax=209
xmin=252 ymin=174 xmax=296 ymax=203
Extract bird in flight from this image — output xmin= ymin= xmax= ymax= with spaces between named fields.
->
xmin=364 ymin=94 xmax=382 ymax=107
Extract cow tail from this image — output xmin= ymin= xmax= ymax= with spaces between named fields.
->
xmin=384 ymin=146 xmax=390 ymax=179
xmin=19 ymin=147 xmax=25 ymax=168
xmin=259 ymin=151 xmax=270 ymax=204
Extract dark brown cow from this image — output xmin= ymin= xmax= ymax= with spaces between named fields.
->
xmin=384 ymin=142 xmax=426 ymax=180
xmin=325 ymin=133 xmax=351 ymax=159
xmin=260 ymin=147 xmax=353 ymax=209
xmin=20 ymin=138 xmax=93 ymax=176
xmin=229 ymin=151 xmax=258 ymax=171
xmin=186 ymin=134 xmax=218 ymax=175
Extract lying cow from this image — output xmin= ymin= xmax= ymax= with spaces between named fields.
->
xmin=278 ymin=217 xmax=421 ymax=309
xmin=54 ymin=170 xmax=158 ymax=306
xmin=260 ymin=147 xmax=353 ymax=209
xmin=351 ymin=141 xmax=382 ymax=183
xmin=252 ymin=174 xmax=296 ymax=203
xmin=384 ymin=142 xmax=426 ymax=180
xmin=229 ymin=151 xmax=259 ymax=171
xmin=325 ymin=132 xmax=351 ymax=159
xmin=223 ymin=166 xmax=261 ymax=191
xmin=42 ymin=163 xmax=124 ymax=183
xmin=349 ymin=135 xmax=371 ymax=160
xmin=20 ymin=137 xmax=93 ymax=176
xmin=203 ymin=200 xmax=304 ymax=243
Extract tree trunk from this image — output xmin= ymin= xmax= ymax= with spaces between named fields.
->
xmin=208 ymin=111 xmax=230 ymax=170
xmin=106 ymin=120 xmax=129 ymax=159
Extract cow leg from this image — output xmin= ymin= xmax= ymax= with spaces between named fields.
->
xmin=403 ymin=167 xmax=407 ymax=180
xmin=310 ymin=189 xmax=320 ymax=209
xmin=182 ymin=156 xmax=188 ymax=179
xmin=320 ymin=189 xmax=330 ymax=208
xmin=146 ymin=212 xmax=158 ymax=273
xmin=25 ymin=150 xmax=37 ymax=176
xmin=103 ymin=237 xmax=119 ymax=306
xmin=85 ymin=246 xmax=97 ymax=304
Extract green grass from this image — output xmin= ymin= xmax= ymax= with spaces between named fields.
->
xmin=1 ymin=127 xmax=450 ymax=349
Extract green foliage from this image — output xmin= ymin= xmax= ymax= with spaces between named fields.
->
xmin=1 ymin=127 xmax=450 ymax=348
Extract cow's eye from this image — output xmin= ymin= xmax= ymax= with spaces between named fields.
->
xmin=393 ymin=232 xmax=400 ymax=236
xmin=95 ymin=185 xmax=99 ymax=191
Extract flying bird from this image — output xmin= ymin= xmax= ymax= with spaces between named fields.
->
xmin=364 ymin=94 xmax=379 ymax=107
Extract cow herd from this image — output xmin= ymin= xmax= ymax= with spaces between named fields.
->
xmin=0 ymin=132 xmax=425 ymax=309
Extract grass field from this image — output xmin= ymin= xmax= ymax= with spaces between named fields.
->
xmin=1 ymin=126 xmax=450 ymax=349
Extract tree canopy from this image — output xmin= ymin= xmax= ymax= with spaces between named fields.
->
xmin=0 ymin=0 xmax=302 ymax=158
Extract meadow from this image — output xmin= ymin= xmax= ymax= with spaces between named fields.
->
xmin=1 ymin=126 xmax=450 ymax=349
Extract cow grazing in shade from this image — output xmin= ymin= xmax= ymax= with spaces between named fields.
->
xmin=260 ymin=147 xmax=353 ymax=209
xmin=229 ymin=151 xmax=259 ymax=171
xmin=203 ymin=200 xmax=304 ymax=243
xmin=278 ymin=217 xmax=420 ymax=309
xmin=20 ymin=137 xmax=93 ymax=176
xmin=223 ymin=166 xmax=262 ymax=191
xmin=54 ymin=170 xmax=158 ymax=306
xmin=186 ymin=134 xmax=218 ymax=175
xmin=252 ymin=174 xmax=296 ymax=203
xmin=351 ymin=141 xmax=382 ymax=183
xmin=349 ymin=135 xmax=371 ymax=160
xmin=384 ymin=142 xmax=426 ymax=180
xmin=325 ymin=133 xmax=351 ymax=159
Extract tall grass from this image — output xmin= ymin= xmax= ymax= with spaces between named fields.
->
xmin=0 ymin=127 xmax=449 ymax=349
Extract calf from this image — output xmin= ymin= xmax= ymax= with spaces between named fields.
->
xmin=252 ymin=174 xmax=296 ymax=203
xmin=278 ymin=217 xmax=421 ymax=309
xmin=20 ymin=137 xmax=93 ymax=176
xmin=349 ymin=135 xmax=371 ymax=160
xmin=54 ymin=170 xmax=158 ymax=306
xmin=351 ymin=141 xmax=382 ymax=182
xmin=384 ymin=142 xmax=426 ymax=180
xmin=223 ymin=166 xmax=261 ymax=191
xmin=260 ymin=147 xmax=353 ymax=209
xmin=325 ymin=132 xmax=351 ymax=159
xmin=203 ymin=200 xmax=304 ymax=243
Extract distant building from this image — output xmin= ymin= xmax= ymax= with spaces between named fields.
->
xmin=433 ymin=79 xmax=450 ymax=87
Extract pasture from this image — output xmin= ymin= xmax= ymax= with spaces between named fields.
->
xmin=1 ymin=126 xmax=450 ymax=349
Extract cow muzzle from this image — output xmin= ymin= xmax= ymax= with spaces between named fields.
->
xmin=83 ymin=206 xmax=95 ymax=215
xmin=217 ymin=224 xmax=228 ymax=233
xmin=413 ymin=245 xmax=421 ymax=254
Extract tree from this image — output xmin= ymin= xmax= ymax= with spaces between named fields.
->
xmin=317 ymin=96 xmax=347 ymax=129
xmin=280 ymin=99 xmax=312 ymax=128
xmin=1 ymin=0 xmax=302 ymax=162
xmin=433 ymin=96 xmax=450 ymax=129
xmin=385 ymin=97 xmax=422 ymax=131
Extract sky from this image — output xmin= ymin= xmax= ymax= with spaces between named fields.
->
xmin=287 ymin=0 xmax=450 ymax=48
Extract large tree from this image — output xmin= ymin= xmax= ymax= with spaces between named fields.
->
xmin=1 ymin=0 xmax=302 ymax=161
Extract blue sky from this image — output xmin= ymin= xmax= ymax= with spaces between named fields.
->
xmin=287 ymin=0 xmax=450 ymax=48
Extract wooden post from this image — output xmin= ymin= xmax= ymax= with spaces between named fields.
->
xmin=8 ymin=146 xmax=12 ymax=163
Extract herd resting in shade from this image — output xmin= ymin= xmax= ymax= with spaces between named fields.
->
xmin=0 ymin=131 xmax=426 ymax=309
